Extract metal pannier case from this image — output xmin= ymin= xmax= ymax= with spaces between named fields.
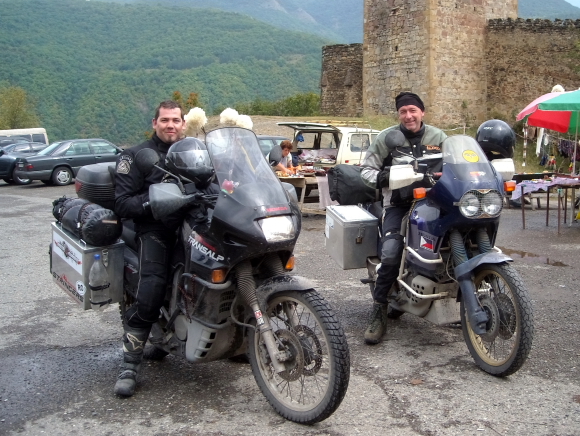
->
xmin=50 ymin=222 xmax=124 ymax=310
xmin=325 ymin=205 xmax=378 ymax=269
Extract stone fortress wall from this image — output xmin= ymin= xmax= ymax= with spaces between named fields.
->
xmin=320 ymin=44 xmax=363 ymax=117
xmin=487 ymin=18 xmax=580 ymax=122
xmin=320 ymin=0 xmax=580 ymax=127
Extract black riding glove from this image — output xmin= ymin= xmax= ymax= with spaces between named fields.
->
xmin=377 ymin=167 xmax=390 ymax=189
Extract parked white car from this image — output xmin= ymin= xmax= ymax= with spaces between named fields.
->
xmin=277 ymin=122 xmax=379 ymax=167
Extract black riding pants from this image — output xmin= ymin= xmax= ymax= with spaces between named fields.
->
xmin=372 ymin=204 xmax=410 ymax=304
xmin=125 ymin=224 xmax=175 ymax=329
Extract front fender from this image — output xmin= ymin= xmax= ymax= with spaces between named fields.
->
xmin=256 ymin=275 xmax=316 ymax=309
xmin=454 ymin=251 xmax=512 ymax=280
xmin=453 ymin=251 xmax=512 ymax=335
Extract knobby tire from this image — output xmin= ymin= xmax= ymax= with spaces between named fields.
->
xmin=248 ymin=289 xmax=350 ymax=424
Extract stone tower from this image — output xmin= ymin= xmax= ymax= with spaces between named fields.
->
xmin=363 ymin=0 xmax=518 ymax=126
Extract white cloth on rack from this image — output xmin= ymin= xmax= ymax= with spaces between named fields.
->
xmin=536 ymin=128 xmax=544 ymax=156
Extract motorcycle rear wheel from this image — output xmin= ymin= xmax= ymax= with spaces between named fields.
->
xmin=248 ymin=289 xmax=350 ymax=424
xmin=461 ymin=263 xmax=534 ymax=377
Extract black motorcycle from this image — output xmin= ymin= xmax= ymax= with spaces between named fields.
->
xmin=76 ymin=127 xmax=350 ymax=424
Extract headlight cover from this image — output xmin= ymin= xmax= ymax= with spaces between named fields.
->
xmin=481 ymin=191 xmax=503 ymax=216
xmin=458 ymin=190 xmax=503 ymax=218
xmin=459 ymin=192 xmax=480 ymax=217
xmin=259 ymin=216 xmax=295 ymax=242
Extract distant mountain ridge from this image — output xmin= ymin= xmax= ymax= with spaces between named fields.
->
xmin=104 ymin=0 xmax=363 ymax=43
xmin=519 ymin=0 xmax=580 ymax=20
xmin=100 ymin=0 xmax=580 ymax=44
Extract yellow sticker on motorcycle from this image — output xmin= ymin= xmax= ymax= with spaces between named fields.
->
xmin=463 ymin=150 xmax=479 ymax=163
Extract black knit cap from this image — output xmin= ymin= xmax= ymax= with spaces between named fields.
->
xmin=395 ymin=92 xmax=425 ymax=111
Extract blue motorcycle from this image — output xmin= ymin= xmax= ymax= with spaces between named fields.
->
xmin=365 ymin=132 xmax=534 ymax=376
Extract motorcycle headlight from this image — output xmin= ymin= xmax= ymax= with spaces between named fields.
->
xmin=458 ymin=190 xmax=503 ymax=218
xmin=259 ymin=216 xmax=295 ymax=242
xmin=481 ymin=191 xmax=503 ymax=217
xmin=459 ymin=192 xmax=480 ymax=217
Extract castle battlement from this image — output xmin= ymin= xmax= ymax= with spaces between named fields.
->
xmin=488 ymin=17 xmax=580 ymax=30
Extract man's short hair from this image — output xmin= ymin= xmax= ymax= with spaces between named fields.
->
xmin=154 ymin=100 xmax=184 ymax=120
xmin=280 ymin=140 xmax=293 ymax=150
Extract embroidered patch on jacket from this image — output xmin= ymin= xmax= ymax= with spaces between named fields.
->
xmin=117 ymin=160 xmax=131 ymax=174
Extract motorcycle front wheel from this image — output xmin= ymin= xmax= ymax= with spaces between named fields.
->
xmin=461 ymin=263 xmax=534 ymax=376
xmin=248 ymin=289 xmax=350 ymax=424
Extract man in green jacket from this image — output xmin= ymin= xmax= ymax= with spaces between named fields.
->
xmin=360 ymin=91 xmax=447 ymax=344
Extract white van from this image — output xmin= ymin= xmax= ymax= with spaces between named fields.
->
xmin=0 ymin=128 xmax=49 ymax=145
xmin=277 ymin=122 xmax=379 ymax=167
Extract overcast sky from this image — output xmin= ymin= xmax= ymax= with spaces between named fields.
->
xmin=565 ymin=0 xmax=580 ymax=8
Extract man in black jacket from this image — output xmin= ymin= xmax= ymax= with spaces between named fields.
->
xmin=113 ymin=100 xmax=184 ymax=397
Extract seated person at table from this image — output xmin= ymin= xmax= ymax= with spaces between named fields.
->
xmin=275 ymin=140 xmax=295 ymax=175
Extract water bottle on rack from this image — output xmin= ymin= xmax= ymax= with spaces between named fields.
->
xmin=89 ymin=253 xmax=111 ymax=311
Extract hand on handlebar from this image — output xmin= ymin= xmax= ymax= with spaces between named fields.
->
xmin=187 ymin=192 xmax=218 ymax=207
xmin=377 ymin=167 xmax=390 ymax=188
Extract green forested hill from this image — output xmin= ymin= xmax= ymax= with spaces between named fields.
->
xmin=0 ymin=0 xmax=332 ymax=145
xmin=104 ymin=0 xmax=363 ymax=43
xmin=101 ymin=0 xmax=580 ymax=45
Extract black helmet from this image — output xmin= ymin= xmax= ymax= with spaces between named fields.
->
xmin=476 ymin=119 xmax=515 ymax=160
xmin=165 ymin=137 xmax=215 ymax=188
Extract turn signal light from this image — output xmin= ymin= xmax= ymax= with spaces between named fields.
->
xmin=285 ymin=255 xmax=295 ymax=271
xmin=211 ymin=269 xmax=227 ymax=283
xmin=413 ymin=188 xmax=427 ymax=199
xmin=504 ymin=181 xmax=516 ymax=192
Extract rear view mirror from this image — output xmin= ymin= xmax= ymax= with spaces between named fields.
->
xmin=135 ymin=148 xmax=160 ymax=175
xmin=384 ymin=130 xmax=406 ymax=150
xmin=268 ymin=144 xmax=283 ymax=167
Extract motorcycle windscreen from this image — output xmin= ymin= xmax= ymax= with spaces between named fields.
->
xmin=205 ymin=127 xmax=288 ymax=207
xmin=441 ymin=135 xmax=496 ymax=181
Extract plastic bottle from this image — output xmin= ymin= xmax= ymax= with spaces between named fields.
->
xmin=88 ymin=253 xmax=111 ymax=311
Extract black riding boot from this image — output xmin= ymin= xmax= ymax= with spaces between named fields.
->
xmin=364 ymin=302 xmax=388 ymax=344
xmin=114 ymin=325 xmax=151 ymax=397
xmin=365 ymin=264 xmax=399 ymax=344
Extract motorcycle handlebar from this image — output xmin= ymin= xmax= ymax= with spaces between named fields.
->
xmin=188 ymin=192 xmax=218 ymax=207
